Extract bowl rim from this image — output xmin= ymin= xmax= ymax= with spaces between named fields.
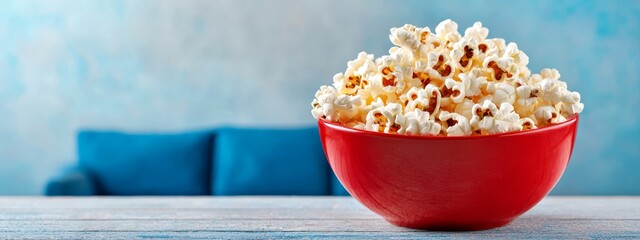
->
xmin=318 ymin=114 xmax=578 ymax=140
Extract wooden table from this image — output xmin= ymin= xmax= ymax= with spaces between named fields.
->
xmin=0 ymin=196 xmax=638 ymax=239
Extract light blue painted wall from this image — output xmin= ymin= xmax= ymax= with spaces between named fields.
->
xmin=0 ymin=0 xmax=638 ymax=195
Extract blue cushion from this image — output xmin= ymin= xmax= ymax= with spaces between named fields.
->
xmin=78 ymin=130 xmax=213 ymax=195
xmin=213 ymin=127 xmax=330 ymax=195
xmin=44 ymin=166 xmax=97 ymax=196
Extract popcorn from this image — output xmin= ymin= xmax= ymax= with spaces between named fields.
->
xmin=470 ymin=100 xmax=499 ymax=134
xmin=311 ymin=86 xmax=339 ymax=121
xmin=450 ymin=37 xmax=478 ymax=71
xmin=483 ymin=55 xmax=517 ymax=81
xmin=427 ymin=51 xmax=454 ymax=78
xmin=454 ymin=98 xmax=475 ymax=120
xmin=440 ymin=78 xmax=465 ymax=107
xmin=533 ymin=106 xmax=566 ymax=126
xmin=470 ymin=100 xmax=521 ymax=134
xmin=558 ymin=91 xmax=584 ymax=115
xmin=404 ymin=109 xmax=442 ymax=136
xmin=400 ymin=85 xmax=441 ymax=116
xmin=311 ymin=19 xmax=583 ymax=136
xmin=517 ymin=117 xmax=537 ymax=131
xmin=464 ymin=22 xmax=489 ymax=42
xmin=459 ymin=69 xmax=487 ymax=97
xmin=333 ymin=94 xmax=362 ymax=123
xmin=540 ymin=68 xmax=561 ymax=81
xmin=333 ymin=52 xmax=376 ymax=95
xmin=490 ymin=82 xmax=516 ymax=106
xmin=504 ymin=43 xmax=529 ymax=67
xmin=515 ymin=82 xmax=539 ymax=116
xmin=389 ymin=24 xmax=421 ymax=51
xmin=438 ymin=111 xmax=472 ymax=136
xmin=435 ymin=19 xmax=461 ymax=47
xmin=365 ymin=99 xmax=406 ymax=134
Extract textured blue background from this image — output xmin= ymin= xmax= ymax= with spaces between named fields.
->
xmin=0 ymin=0 xmax=638 ymax=195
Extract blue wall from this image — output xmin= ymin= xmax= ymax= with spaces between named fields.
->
xmin=0 ymin=0 xmax=638 ymax=195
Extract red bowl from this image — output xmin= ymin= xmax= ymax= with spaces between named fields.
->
xmin=318 ymin=115 xmax=578 ymax=231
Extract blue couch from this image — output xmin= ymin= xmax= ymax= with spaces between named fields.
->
xmin=45 ymin=127 xmax=349 ymax=196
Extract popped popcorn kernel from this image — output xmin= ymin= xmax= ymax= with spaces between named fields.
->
xmin=464 ymin=22 xmax=489 ymax=42
xmin=517 ymin=117 xmax=537 ymax=131
xmin=365 ymin=99 xmax=406 ymax=134
xmin=440 ymin=78 xmax=465 ymax=106
xmin=438 ymin=111 xmax=472 ymax=136
xmin=312 ymin=20 xmax=583 ymax=136
xmin=435 ymin=19 xmax=461 ymax=47
xmin=311 ymin=86 xmax=339 ymax=121
xmin=534 ymin=106 xmax=566 ymax=127
xmin=404 ymin=109 xmax=442 ymax=136
xmin=459 ymin=69 xmax=487 ymax=97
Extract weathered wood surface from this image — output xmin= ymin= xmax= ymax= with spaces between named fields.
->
xmin=0 ymin=196 xmax=638 ymax=239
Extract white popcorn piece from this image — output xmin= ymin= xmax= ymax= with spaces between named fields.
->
xmin=454 ymin=98 xmax=476 ymax=120
xmin=332 ymin=73 xmax=359 ymax=95
xmin=471 ymin=100 xmax=521 ymax=134
xmin=540 ymin=68 xmax=561 ymax=81
xmin=435 ymin=19 xmax=461 ymax=47
xmin=311 ymin=86 xmax=339 ymax=121
xmin=440 ymin=78 xmax=465 ymax=106
xmin=528 ymin=73 xmax=543 ymax=85
xmin=519 ymin=66 xmax=532 ymax=79
xmin=493 ymin=103 xmax=522 ymax=131
xmin=558 ymin=91 xmax=584 ymax=116
xmin=412 ymin=60 xmax=444 ymax=87
xmin=450 ymin=37 xmax=478 ymax=71
xmin=365 ymin=99 xmax=406 ymax=134
xmin=483 ymin=55 xmax=518 ymax=81
xmin=516 ymin=117 xmax=537 ymax=131
xmin=369 ymin=72 xmax=406 ymax=100
xmin=404 ymin=109 xmax=442 ymax=136
xmin=333 ymin=52 xmax=376 ymax=95
xmin=464 ymin=22 xmax=489 ymax=42
xmin=459 ymin=69 xmax=487 ymax=97
xmin=401 ymin=85 xmax=441 ymax=116
xmin=417 ymin=27 xmax=444 ymax=55
xmin=334 ymin=94 xmax=362 ymax=123
xmin=346 ymin=51 xmax=377 ymax=77
xmin=515 ymin=82 xmax=539 ymax=117
xmin=533 ymin=105 xmax=567 ymax=126
xmin=427 ymin=51 xmax=454 ymax=78
xmin=389 ymin=24 xmax=421 ymax=51
xmin=535 ymin=78 xmax=566 ymax=105
xmin=470 ymin=100 xmax=498 ymax=134
xmin=481 ymin=38 xmax=507 ymax=58
xmin=438 ymin=111 xmax=472 ymax=136
xmin=491 ymin=82 xmax=516 ymax=106
xmin=504 ymin=42 xmax=529 ymax=66
xmin=374 ymin=55 xmax=409 ymax=95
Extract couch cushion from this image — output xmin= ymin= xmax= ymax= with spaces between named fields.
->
xmin=78 ymin=130 xmax=213 ymax=195
xmin=213 ymin=127 xmax=330 ymax=195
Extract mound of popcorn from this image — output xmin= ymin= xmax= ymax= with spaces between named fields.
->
xmin=311 ymin=20 xmax=584 ymax=136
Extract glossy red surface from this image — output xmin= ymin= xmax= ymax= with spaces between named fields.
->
xmin=318 ymin=116 xmax=579 ymax=231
